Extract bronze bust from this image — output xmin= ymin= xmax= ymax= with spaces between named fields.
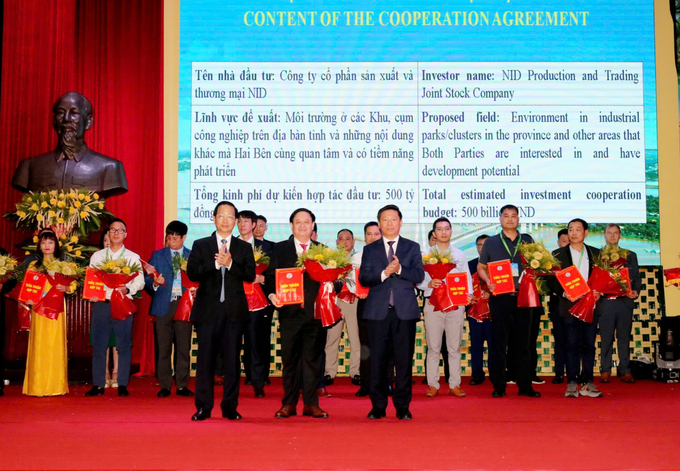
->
xmin=12 ymin=92 xmax=128 ymax=198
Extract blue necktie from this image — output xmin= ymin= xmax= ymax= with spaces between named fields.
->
xmin=220 ymin=239 xmax=227 ymax=302
xmin=387 ymin=241 xmax=395 ymax=306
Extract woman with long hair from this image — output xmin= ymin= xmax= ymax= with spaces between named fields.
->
xmin=22 ymin=229 xmax=72 ymax=396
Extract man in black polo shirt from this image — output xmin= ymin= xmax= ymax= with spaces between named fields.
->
xmin=477 ymin=205 xmax=541 ymax=398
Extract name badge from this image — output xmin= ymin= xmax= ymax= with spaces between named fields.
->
xmin=511 ymin=263 xmax=519 ymax=277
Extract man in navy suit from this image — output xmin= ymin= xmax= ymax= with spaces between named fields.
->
xmin=187 ymin=201 xmax=256 ymax=421
xmin=265 ymin=208 xmax=329 ymax=419
xmin=145 ymin=221 xmax=194 ymax=398
xmin=359 ymin=204 xmax=424 ymax=420
xmin=236 ymin=209 xmax=273 ymax=397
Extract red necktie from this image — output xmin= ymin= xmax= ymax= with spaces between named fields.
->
xmin=300 ymin=244 xmax=308 ymax=253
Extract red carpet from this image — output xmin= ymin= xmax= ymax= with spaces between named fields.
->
xmin=0 ymin=376 xmax=679 ymax=470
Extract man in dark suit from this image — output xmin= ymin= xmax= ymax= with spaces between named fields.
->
xmin=466 ymin=234 xmax=492 ymax=386
xmin=254 ymin=213 xmax=275 ymax=386
xmin=236 ymin=209 xmax=273 ymax=397
xmin=187 ymin=201 xmax=256 ymax=421
xmin=548 ymin=218 xmax=603 ymax=398
xmin=265 ymin=208 xmax=329 ymax=419
xmin=145 ymin=221 xmax=194 ymax=398
xmin=359 ymin=204 xmax=424 ymax=420
xmin=548 ymin=229 xmax=570 ymax=384
xmin=598 ymin=223 xmax=641 ymax=384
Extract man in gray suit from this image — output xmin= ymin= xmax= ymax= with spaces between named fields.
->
xmin=598 ymin=224 xmax=641 ymax=384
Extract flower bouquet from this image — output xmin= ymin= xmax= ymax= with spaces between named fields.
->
xmin=33 ymin=259 xmax=84 ymax=320
xmin=94 ymin=257 xmax=141 ymax=320
xmin=0 ymin=254 xmax=20 ymax=283
xmin=569 ymin=258 xmax=629 ymax=323
xmin=243 ymin=246 xmax=270 ymax=312
xmin=173 ymin=254 xmax=199 ymax=322
xmin=422 ymin=247 xmax=458 ymax=312
xmin=599 ymin=244 xmax=629 ymax=269
xmin=296 ymin=245 xmax=352 ymax=327
xmin=468 ymin=272 xmax=491 ymax=321
xmin=517 ymin=242 xmax=561 ymax=308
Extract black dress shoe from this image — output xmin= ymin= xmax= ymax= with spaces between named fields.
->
xmin=157 ymin=388 xmax=171 ymax=398
xmin=324 ymin=374 xmax=334 ymax=385
xmin=469 ymin=377 xmax=485 ymax=386
xmin=552 ymin=375 xmax=564 ymax=384
xmin=176 ymin=387 xmax=194 ymax=397
xmin=367 ymin=408 xmax=386 ymax=419
xmin=244 ymin=378 xmax=252 ymax=386
xmin=118 ymin=386 xmax=129 ymax=396
xmin=265 ymin=378 xmax=271 ymax=385
xmin=191 ymin=409 xmax=211 ymax=421
xmin=254 ymin=386 xmax=265 ymax=398
xmin=491 ymin=389 xmax=506 ymax=398
xmin=396 ymin=408 xmax=413 ymax=420
xmin=222 ymin=408 xmax=242 ymax=420
xmin=0 ymin=387 xmax=3 ymax=397
xmin=355 ymin=387 xmax=369 ymax=397
xmin=352 ymin=375 xmax=361 ymax=386
xmin=85 ymin=386 xmax=105 ymax=396
xmin=518 ymin=389 xmax=541 ymax=398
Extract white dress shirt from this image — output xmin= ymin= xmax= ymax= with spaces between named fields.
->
xmin=570 ymin=245 xmax=590 ymax=283
xmin=419 ymin=245 xmax=472 ymax=298
xmin=215 ymin=233 xmax=233 ymax=270
xmin=89 ymin=245 xmax=145 ymax=299
xmin=380 ymin=236 xmax=402 ymax=282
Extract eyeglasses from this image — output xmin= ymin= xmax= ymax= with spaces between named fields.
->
xmin=215 ymin=215 xmax=235 ymax=221
xmin=166 ymin=235 xmax=183 ymax=242
xmin=109 ymin=228 xmax=126 ymax=234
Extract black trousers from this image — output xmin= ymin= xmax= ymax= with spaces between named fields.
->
xmin=367 ymin=308 xmax=417 ymax=410
xmin=195 ymin=315 xmax=247 ymax=412
xmin=280 ymin=317 xmax=325 ymax=407
xmin=156 ymin=300 xmax=193 ymax=390
xmin=357 ymin=299 xmax=371 ymax=388
xmin=243 ymin=305 xmax=274 ymax=383
xmin=488 ymin=294 xmax=533 ymax=392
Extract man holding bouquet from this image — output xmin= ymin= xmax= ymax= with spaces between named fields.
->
xmin=265 ymin=208 xmax=329 ymax=419
xmin=145 ymin=221 xmax=193 ymax=399
xmin=419 ymin=217 xmax=473 ymax=398
xmin=598 ymin=223 xmax=641 ymax=384
xmin=548 ymin=218 xmax=603 ymax=398
xmin=86 ymin=218 xmax=145 ymax=397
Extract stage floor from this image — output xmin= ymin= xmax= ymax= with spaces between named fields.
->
xmin=0 ymin=376 xmax=679 ymax=471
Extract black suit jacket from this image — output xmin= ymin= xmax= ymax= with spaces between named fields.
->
xmin=264 ymin=238 xmax=321 ymax=322
xmin=548 ymin=244 xmax=600 ymax=317
xmin=187 ymin=233 xmax=256 ymax=323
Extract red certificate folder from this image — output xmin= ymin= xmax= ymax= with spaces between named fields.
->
xmin=487 ymin=259 xmax=514 ymax=295
xmin=275 ymin=267 xmax=305 ymax=305
xmin=555 ymin=265 xmax=591 ymax=302
xmin=355 ymin=268 xmax=369 ymax=298
xmin=18 ymin=270 xmax=47 ymax=304
xmin=446 ymin=272 xmax=469 ymax=305
xmin=82 ymin=268 xmax=106 ymax=300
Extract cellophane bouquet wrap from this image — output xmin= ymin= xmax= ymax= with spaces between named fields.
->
xmin=94 ymin=257 xmax=141 ymax=320
xmin=168 ymin=255 xmax=195 ymax=321
xmin=34 ymin=259 xmax=83 ymax=320
xmin=297 ymin=245 xmax=351 ymax=327
xmin=518 ymin=242 xmax=561 ymax=308
xmin=243 ymin=246 xmax=270 ymax=312
xmin=664 ymin=267 xmax=680 ymax=290
xmin=422 ymin=248 xmax=458 ymax=312
xmin=569 ymin=260 xmax=629 ymax=323
xmin=468 ymin=273 xmax=491 ymax=321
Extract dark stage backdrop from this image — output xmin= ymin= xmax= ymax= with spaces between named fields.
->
xmin=0 ymin=0 xmax=163 ymax=374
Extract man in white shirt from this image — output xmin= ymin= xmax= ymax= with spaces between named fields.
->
xmin=85 ymin=218 xmax=145 ymax=397
xmin=419 ymin=217 xmax=473 ymax=398
xmin=324 ymin=229 xmax=361 ymax=386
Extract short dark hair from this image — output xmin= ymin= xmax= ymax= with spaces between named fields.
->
xmin=110 ymin=217 xmax=127 ymax=230
xmin=427 ymin=229 xmax=435 ymax=240
xmin=256 ymin=215 xmax=267 ymax=224
xmin=557 ymin=228 xmax=568 ymax=238
xmin=432 ymin=217 xmax=451 ymax=231
xmin=289 ymin=208 xmax=316 ymax=223
xmin=364 ymin=221 xmax=379 ymax=234
xmin=605 ymin=223 xmax=621 ymax=232
xmin=377 ymin=204 xmax=402 ymax=220
xmin=237 ymin=210 xmax=257 ymax=224
xmin=312 ymin=222 xmax=318 ymax=235
xmin=499 ymin=204 xmax=519 ymax=215
xmin=99 ymin=229 xmax=110 ymax=248
xmin=568 ymin=218 xmax=589 ymax=231
xmin=337 ymin=228 xmax=354 ymax=238
xmin=213 ymin=201 xmax=238 ymax=217
xmin=165 ymin=220 xmax=188 ymax=237
xmin=476 ymin=234 xmax=490 ymax=243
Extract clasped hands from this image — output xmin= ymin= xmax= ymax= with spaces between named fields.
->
xmin=384 ymin=255 xmax=400 ymax=276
